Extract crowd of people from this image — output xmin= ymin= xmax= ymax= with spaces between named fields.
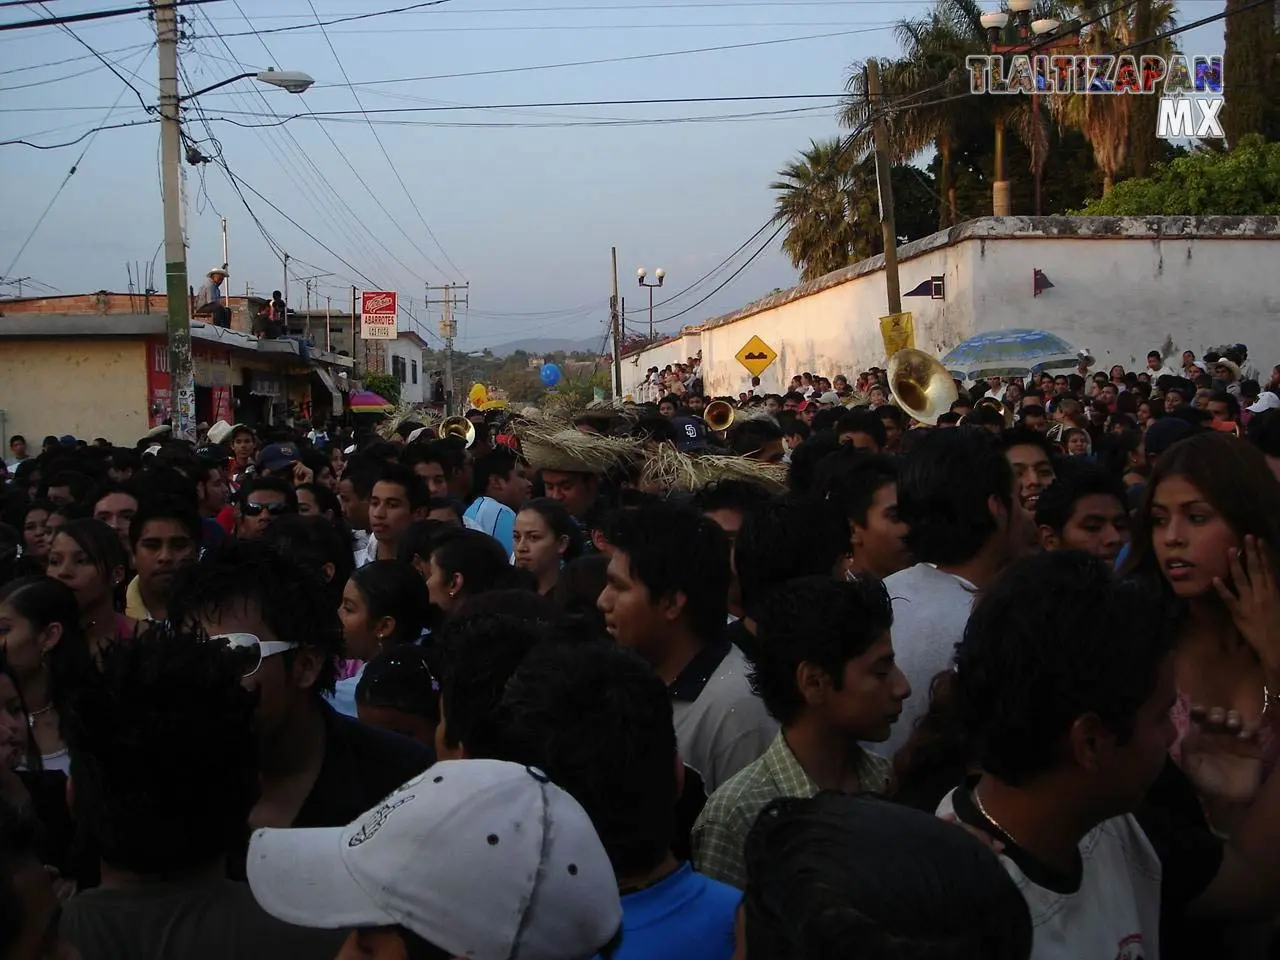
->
xmin=2 ymin=336 xmax=1280 ymax=960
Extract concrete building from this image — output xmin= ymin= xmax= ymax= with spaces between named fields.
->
xmin=0 ymin=292 xmax=353 ymax=447
xmin=620 ymin=216 xmax=1280 ymax=399
xmin=381 ymin=331 xmax=430 ymax=405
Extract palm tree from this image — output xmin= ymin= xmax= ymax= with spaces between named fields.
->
xmin=1048 ymin=0 xmax=1177 ymax=194
xmin=770 ymin=138 xmax=880 ymax=282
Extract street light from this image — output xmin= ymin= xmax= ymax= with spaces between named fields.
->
xmin=157 ymin=0 xmax=312 ymax=442
xmin=637 ymin=267 xmax=664 ymax=340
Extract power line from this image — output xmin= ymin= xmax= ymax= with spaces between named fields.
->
xmin=0 ymin=0 xmax=220 ymax=32
xmin=2 ymin=41 xmax=156 ymax=280
xmin=28 ymin=0 xmax=154 ymax=113
xmin=303 ymin=0 xmax=465 ymax=281
xmin=213 ymin=0 xmax=457 ymax=38
xmin=0 ymin=42 xmax=153 ymax=75
xmin=0 ymin=118 xmax=156 ymax=148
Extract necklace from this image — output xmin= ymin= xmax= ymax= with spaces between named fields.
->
xmin=26 ymin=703 xmax=53 ymax=729
xmin=972 ymin=785 xmax=1017 ymax=846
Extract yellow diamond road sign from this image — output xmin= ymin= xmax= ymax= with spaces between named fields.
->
xmin=736 ymin=335 xmax=778 ymax=378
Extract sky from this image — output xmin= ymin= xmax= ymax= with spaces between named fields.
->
xmin=0 ymin=0 xmax=1227 ymax=352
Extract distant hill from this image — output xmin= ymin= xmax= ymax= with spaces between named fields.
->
xmin=483 ymin=337 xmax=605 ymax=357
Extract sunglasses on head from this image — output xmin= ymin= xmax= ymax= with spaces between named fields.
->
xmin=210 ymin=632 xmax=299 ymax=678
xmin=242 ymin=501 xmax=292 ymax=518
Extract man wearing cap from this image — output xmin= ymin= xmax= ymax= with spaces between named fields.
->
xmin=247 ymin=760 xmax=623 ymax=960
xmin=196 ymin=267 xmax=232 ymax=328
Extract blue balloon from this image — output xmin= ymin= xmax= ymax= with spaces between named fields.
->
xmin=540 ymin=363 xmax=561 ymax=387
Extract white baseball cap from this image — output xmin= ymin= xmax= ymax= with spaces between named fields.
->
xmin=1249 ymin=392 xmax=1280 ymax=414
xmin=247 ymin=759 xmax=622 ymax=960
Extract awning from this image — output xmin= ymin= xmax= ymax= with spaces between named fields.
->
xmin=350 ymin=389 xmax=393 ymax=414
xmin=314 ymin=368 xmax=343 ymax=417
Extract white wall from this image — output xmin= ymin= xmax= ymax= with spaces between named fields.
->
xmin=385 ymin=337 xmax=426 ymax=404
xmin=620 ymin=216 xmax=1280 ymax=397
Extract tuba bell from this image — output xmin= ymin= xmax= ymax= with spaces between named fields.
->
xmin=440 ymin=415 xmax=477 ymax=448
xmin=703 ymin=400 xmax=736 ymax=433
xmin=886 ymin=349 xmax=958 ymax=425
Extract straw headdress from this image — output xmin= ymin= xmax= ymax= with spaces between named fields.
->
xmin=639 ymin=442 xmax=787 ymax=494
xmin=518 ymin=424 xmax=644 ymax=475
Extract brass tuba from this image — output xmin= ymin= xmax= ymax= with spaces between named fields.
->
xmin=703 ymin=400 xmax=736 ymax=432
xmin=886 ymin=349 xmax=958 ymax=425
xmin=440 ymin=415 xmax=477 ymax=448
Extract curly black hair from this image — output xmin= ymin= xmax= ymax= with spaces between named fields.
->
xmin=167 ymin=537 xmax=342 ymax=694
xmin=734 ymin=496 xmax=850 ymax=619
xmin=63 ymin=623 xmax=257 ymax=875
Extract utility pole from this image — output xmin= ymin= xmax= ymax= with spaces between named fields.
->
xmin=426 ymin=283 xmax=470 ymax=414
xmin=157 ymin=0 xmax=196 ymax=442
xmin=351 ymin=284 xmax=361 ymax=373
xmin=866 ymin=58 xmax=902 ymax=317
xmin=281 ymin=252 xmax=289 ymax=306
xmin=325 ymin=295 xmax=332 ymax=352
xmin=610 ymin=246 xmax=621 ymax=398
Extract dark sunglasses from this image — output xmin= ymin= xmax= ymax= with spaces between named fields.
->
xmin=242 ymin=501 xmax=292 ymax=518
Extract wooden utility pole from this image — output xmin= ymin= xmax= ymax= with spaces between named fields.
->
xmin=866 ymin=58 xmax=903 ymax=317
xmin=426 ymin=283 xmax=470 ymax=414
xmin=610 ymin=246 xmax=622 ymax=398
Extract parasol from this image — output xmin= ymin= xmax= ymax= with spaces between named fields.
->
xmin=941 ymin=329 xmax=1089 ymax=382
xmin=349 ymin=390 xmax=394 ymax=414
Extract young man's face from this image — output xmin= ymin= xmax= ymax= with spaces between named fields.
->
xmin=839 ymin=429 xmax=880 ymax=453
xmin=878 ymin=415 xmax=903 ymax=451
xmin=9 ymin=439 xmax=26 ymax=460
xmin=1207 ymin=399 xmax=1235 ymax=422
xmin=198 ymin=466 xmax=229 ymax=514
xmin=850 ymin=482 xmax=911 ymax=581
xmin=231 ymin=431 xmax=255 ymax=462
xmin=1039 ymin=493 xmax=1130 ymax=566
xmin=1005 ymin=443 xmax=1055 ymax=513
xmin=598 ymin=549 xmax=674 ymax=660
xmin=134 ymin=518 xmax=199 ymax=603
xmin=338 ymin=479 xmax=370 ymax=530
xmin=1022 ymin=411 xmax=1047 ymax=433
xmin=93 ymin=492 xmax=140 ymax=556
xmin=490 ymin=466 xmax=531 ymax=512
xmin=1092 ymin=654 xmax=1178 ymax=814
xmin=811 ymin=631 xmax=911 ymax=743
xmin=542 ymin=470 xmax=596 ymax=519
xmin=238 ymin=489 xmax=291 ymax=539
xmin=411 ymin=460 xmax=450 ymax=499
xmin=369 ymin=480 xmax=423 ymax=544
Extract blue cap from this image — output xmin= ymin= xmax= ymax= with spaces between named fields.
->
xmin=258 ymin=442 xmax=300 ymax=472
xmin=58 ymin=435 xmax=76 ymax=446
xmin=670 ymin=417 xmax=708 ymax=453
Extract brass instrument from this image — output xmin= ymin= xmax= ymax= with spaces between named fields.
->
xmin=440 ymin=415 xmax=477 ymax=448
xmin=703 ymin=400 xmax=736 ymax=432
xmin=975 ymin=396 xmax=1015 ymax=427
xmin=886 ymin=349 xmax=959 ymax=425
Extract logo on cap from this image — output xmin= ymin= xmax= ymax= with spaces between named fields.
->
xmin=348 ymin=794 xmax=414 ymax=847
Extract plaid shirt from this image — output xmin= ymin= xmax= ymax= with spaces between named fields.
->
xmin=690 ymin=730 xmax=891 ymax=890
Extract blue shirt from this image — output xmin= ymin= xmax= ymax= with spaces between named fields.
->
xmin=463 ymin=496 xmax=516 ymax=554
xmin=598 ymin=863 xmax=739 ymax=960
xmin=326 ymin=662 xmax=366 ymax=719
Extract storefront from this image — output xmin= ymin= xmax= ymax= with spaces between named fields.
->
xmin=146 ymin=339 xmax=234 ymax=428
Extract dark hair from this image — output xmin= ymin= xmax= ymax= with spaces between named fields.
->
xmin=1019 ymin=404 xmax=1046 ymax=422
xmin=1208 ymin=390 xmax=1240 ymax=419
xmin=338 ymin=457 xmax=381 ymax=500
xmin=237 ymin=476 xmax=299 ymax=512
xmin=349 ymin=560 xmax=433 ymax=644
xmin=750 ymin=576 xmax=894 ymax=725
xmin=693 ymin=479 xmax=773 ymax=519
xmin=424 ymin=498 xmax=463 ymax=523
xmin=46 ymin=471 xmax=92 ymax=503
xmin=167 ymin=538 xmax=342 ymax=694
xmin=727 ymin=419 xmax=784 ymax=458
xmin=436 ymin=614 xmax=552 ymax=754
xmin=261 ymin=515 xmax=355 ymax=611
xmin=836 ymin=410 xmax=887 ymax=449
xmin=899 ymin=427 xmax=1013 ymax=565
xmin=603 ymin=502 xmax=730 ymax=642
xmin=954 ymin=552 xmax=1172 ymax=785
xmin=0 ymin=802 xmax=47 ymax=956
xmin=743 ymin=792 xmax=1033 ymax=960
xmin=397 ymin=519 xmax=453 ymax=566
xmin=1122 ymin=432 xmax=1280 ymax=585
xmin=813 ymin=448 xmax=898 ymax=528
xmin=0 ymin=577 xmax=93 ymax=719
xmin=296 ymin=482 xmax=342 ymax=519
xmin=518 ymin=497 xmax=583 ymax=563
xmin=356 ymin=644 xmax=440 ymax=721
xmin=127 ymin=497 xmax=201 ymax=549
xmin=1000 ymin=426 xmax=1054 ymax=460
xmin=1247 ymin=408 xmax=1280 ymax=458
xmin=551 ymin=554 xmax=611 ymax=639
xmin=88 ymin=480 xmax=140 ymax=514
xmin=64 ymin=624 xmax=257 ymax=874
xmin=49 ymin=518 xmax=126 ymax=581
xmin=428 ymin=529 xmax=513 ymax=601
xmin=786 ymin=432 xmax=842 ymax=495
xmin=735 ymin=496 xmax=850 ymax=619
xmin=375 ymin=462 xmax=430 ymax=512
xmin=1034 ymin=466 xmax=1128 ymax=533
xmin=471 ymin=447 xmax=520 ymax=500
xmin=402 ymin=441 xmax=464 ymax=478
xmin=492 ymin=642 xmax=677 ymax=876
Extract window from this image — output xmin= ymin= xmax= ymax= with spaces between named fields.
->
xmin=411 ymin=360 xmax=418 ymax=384
xmin=392 ymin=355 xmax=407 ymax=384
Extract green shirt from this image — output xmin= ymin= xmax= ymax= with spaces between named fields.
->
xmin=690 ymin=730 xmax=891 ymax=890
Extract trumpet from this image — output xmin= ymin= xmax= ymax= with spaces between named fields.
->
xmin=440 ymin=415 xmax=477 ymax=448
xmin=886 ymin=349 xmax=958 ymax=425
xmin=702 ymin=400 xmax=736 ymax=432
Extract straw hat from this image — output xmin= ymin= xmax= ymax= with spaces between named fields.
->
xmin=518 ymin=425 xmax=643 ymax=476
xmin=639 ymin=442 xmax=787 ymax=494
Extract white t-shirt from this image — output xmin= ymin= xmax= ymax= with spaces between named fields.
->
xmin=938 ymin=788 xmax=1162 ymax=960
xmin=881 ymin=563 xmax=978 ymax=757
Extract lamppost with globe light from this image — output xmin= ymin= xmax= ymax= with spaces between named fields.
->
xmin=637 ymin=267 xmax=665 ymax=341
xmin=157 ymin=0 xmax=313 ymax=441
xmin=979 ymin=0 xmax=1075 ymax=216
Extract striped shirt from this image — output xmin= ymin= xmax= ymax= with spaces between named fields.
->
xmin=463 ymin=496 xmax=515 ymax=553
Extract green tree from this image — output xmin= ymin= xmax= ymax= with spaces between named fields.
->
xmin=1075 ymin=135 xmax=1280 ymax=214
xmin=1223 ymin=0 xmax=1280 ymax=147
xmin=771 ymin=138 xmax=870 ymax=281
xmin=361 ymin=372 xmax=401 ymax=406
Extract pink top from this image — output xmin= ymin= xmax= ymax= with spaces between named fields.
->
xmin=335 ymin=658 xmax=364 ymax=681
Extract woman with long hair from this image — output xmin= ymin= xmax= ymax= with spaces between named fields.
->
xmin=513 ymin=498 xmax=582 ymax=596
xmin=1122 ymin=432 xmax=1280 ymax=834
xmin=45 ymin=519 xmax=136 ymax=659
xmin=19 ymin=500 xmax=54 ymax=570
xmin=0 ymin=577 xmax=93 ymax=775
